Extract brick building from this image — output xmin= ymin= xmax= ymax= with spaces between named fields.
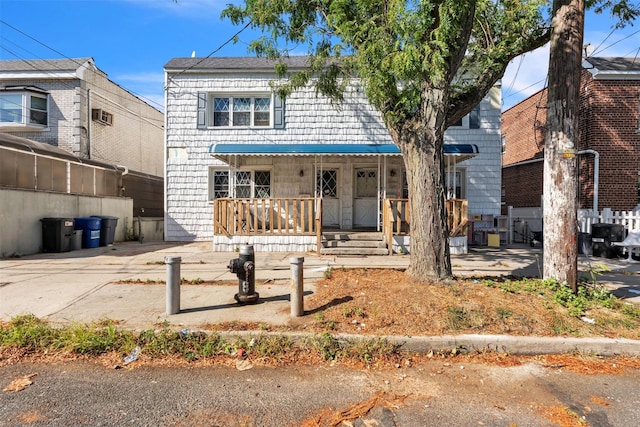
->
xmin=0 ymin=58 xmax=164 ymax=177
xmin=502 ymin=57 xmax=640 ymax=213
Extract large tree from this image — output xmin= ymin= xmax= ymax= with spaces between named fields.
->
xmin=223 ymin=0 xmax=549 ymax=282
xmin=544 ymin=0 xmax=638 ymax=290
xmin=543 ymin=0 xmax=584 ymax=291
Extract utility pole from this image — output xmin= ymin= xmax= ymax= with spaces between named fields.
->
xmin=543 ymin=0 xmax=585 ymax=292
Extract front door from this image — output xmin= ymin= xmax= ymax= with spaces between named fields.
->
xmin=316 ymin=169 xmax=340 ymax=228
xmin=353 ymin=168 xmax=378 ymax=228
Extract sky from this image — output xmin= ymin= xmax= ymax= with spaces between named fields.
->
xmin=1 ymin=0 xmax=639 ymax=113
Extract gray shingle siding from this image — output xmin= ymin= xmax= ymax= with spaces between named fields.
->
xmin=164 ymin=60 xmax=503 ymax=241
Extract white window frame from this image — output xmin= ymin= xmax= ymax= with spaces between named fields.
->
xmin=446 ymin=168 xmax=467 ymax=199
xmin=0 ymin=88 xmax=49 ymax=130
xmin=208 ymin=167 xmax=272 ymax=201
xmin=210 ymin=94 xmax=273 ymax=128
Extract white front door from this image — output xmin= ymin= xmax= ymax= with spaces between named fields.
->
xmin=353 ymin=168 xmax=378 ymax=228
xmin=317 ymin=169 xmax=340 ymax=228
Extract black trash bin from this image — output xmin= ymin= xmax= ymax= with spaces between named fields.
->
xmin=591 ymin=223 xmax=625 ymax=258
xmin=91 ymin=215 xmax=119 ymax=246
xmin=41 ymin=217 xmax=74 ymax=253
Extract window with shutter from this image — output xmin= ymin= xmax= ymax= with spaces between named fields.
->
xmin=198 ymin=94 xmax=284 ymax=129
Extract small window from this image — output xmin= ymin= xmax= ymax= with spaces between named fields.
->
xmin=316 ymin=170 xmax=338 ymax=197
xmin=0 ymin=87 xmax=49 ymax=130
xmin=254 ymin=97 xmax=271 ymax=126
xmin=213 ymin=97 xmax=229 ymax=126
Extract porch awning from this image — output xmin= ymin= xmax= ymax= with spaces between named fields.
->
xmin=209 ymin=143 xmax=479 ymax=162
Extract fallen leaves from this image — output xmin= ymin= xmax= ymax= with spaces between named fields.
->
xmin=3 ymin=373 xmax=37 ymax=392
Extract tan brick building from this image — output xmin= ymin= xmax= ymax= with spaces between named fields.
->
xmin=502 ymin=57 xmax=640 ymax=212
xmin=0 ymin=58 xmax=164 ymax=177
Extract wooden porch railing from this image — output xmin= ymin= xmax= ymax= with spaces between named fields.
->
xmin=382 ymin=198 xmax=469 ymax=255
xmin=213 ymin=197 xmax=323 ymax=251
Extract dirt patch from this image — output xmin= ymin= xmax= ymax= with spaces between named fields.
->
xmin=289 ymin=269 xmax=640 ymax=339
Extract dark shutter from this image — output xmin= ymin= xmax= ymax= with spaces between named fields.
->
xmin=273 ymin=95 xmax=285 ymax=129
xmin=197 ymin=92 xmax=207 ymax=128
xmin=469 ymin=104 xmax=480 ymax=129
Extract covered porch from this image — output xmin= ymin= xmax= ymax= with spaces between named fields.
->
xmin=209 ymin=143 xmax=477 ymax=254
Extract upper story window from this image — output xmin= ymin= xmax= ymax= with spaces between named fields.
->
xmin=198 ymin=92 xmax=285 ymax=129
xmin=0 ymin=86 xmax=49 ymax=131
xmin=450 ymin=104 xmax=481 ymax=129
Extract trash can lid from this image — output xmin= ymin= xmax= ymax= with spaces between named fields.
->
xmin=90 ymin=215 xmax=119 ymax=220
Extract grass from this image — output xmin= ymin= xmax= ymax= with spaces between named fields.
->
xmin=0 ymin=314 xmax=403 ymax=367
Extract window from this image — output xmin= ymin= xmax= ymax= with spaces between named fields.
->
xmin=450 ymin=105 xmax=480 ymax=129
xmin=446 ymin=169 xmax=466 ymax=199
xmin=208 ymin=169 xmax=271 ymax=201
xmin=0 ymin=87 xmax=49 ymax=130
xmin=316 ymin=170 xmax=338 ymax=197
xmin=199 ymin=93 xmax=284 ymax=129
xmin=212 ymin=96 xmax=271 ymax=127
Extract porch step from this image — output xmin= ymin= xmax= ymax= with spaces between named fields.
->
xmin=320 ymin=231 xmax=389 ymax=256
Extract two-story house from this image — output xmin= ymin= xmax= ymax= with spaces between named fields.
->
xmin=0 ymin=58 xmax=165 ymax=255
xmin=502 ymin=57 xmax=640 ymax=215
xmin=0 ymin=57 xmax=164 ymax=177
xmin=164 ymin=56 xmax=503 ymax=254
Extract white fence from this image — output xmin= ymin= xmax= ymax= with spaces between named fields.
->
xmin=507 ymin=206 xmax=640 ymax=244
xmin=577 ymin=208 xmax=640 ymax=234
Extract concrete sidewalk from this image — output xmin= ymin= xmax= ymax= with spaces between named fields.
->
xmin=1 ymin=241 xmax=640 ymax=331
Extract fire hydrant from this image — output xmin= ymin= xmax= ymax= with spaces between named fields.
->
xmin=228 ymin=245 xmax=259 ymax=304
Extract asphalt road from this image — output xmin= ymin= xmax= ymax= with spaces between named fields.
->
xmin=1 ymin=359 xmax=639 ymax=426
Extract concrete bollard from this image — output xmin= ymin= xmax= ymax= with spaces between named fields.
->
xmin=290 ymin=256 xmax=304 ymax=317
xmin=165 ymin=256 xmax=181 ymax=315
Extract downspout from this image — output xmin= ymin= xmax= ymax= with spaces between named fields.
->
xmin=87 ymin=89 xmax=91 ymax=159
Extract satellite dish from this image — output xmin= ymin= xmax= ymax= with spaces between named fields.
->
xmin=191 ymin=51 xmax=196 ymax=58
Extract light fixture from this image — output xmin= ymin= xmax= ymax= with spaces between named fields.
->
xmin=299 ymin=169 xmax=304 ymax=177
xmin=390 ymin=169 xmax=396 ymax=177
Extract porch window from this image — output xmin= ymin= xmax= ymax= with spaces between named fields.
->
xmin=0 ymin=87 xmax=49 ymax=130
xmin=208 ymin=168 xmax=271 ymax=201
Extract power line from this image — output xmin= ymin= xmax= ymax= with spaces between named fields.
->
xmin=0 ymin=19 xmax=164 ymax=111
xmin=169 ymin=20 xmax=253 ymax=80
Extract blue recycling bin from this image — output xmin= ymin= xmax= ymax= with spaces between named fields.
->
xmin=74 ymin=217 xmax=101 ymax=248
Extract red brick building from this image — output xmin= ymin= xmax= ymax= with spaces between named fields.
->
xmin=502 ymin=57 xmax=640 ymax=213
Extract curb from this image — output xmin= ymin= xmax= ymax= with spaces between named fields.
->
xmin=212 ymin=331 xmax=640 ymax=357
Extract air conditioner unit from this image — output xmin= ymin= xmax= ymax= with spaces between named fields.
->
xmin=91 ymin=108 xmax=113 ymax=125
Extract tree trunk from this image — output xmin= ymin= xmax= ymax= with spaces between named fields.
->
xmin=393 ymin=88 xmax=452 ymax=282
xmin=543 ymin=0 xmax=584 ymax=291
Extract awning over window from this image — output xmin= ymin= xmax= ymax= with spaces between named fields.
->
xmin=209 ymin=143 xmax=479 ymax=163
